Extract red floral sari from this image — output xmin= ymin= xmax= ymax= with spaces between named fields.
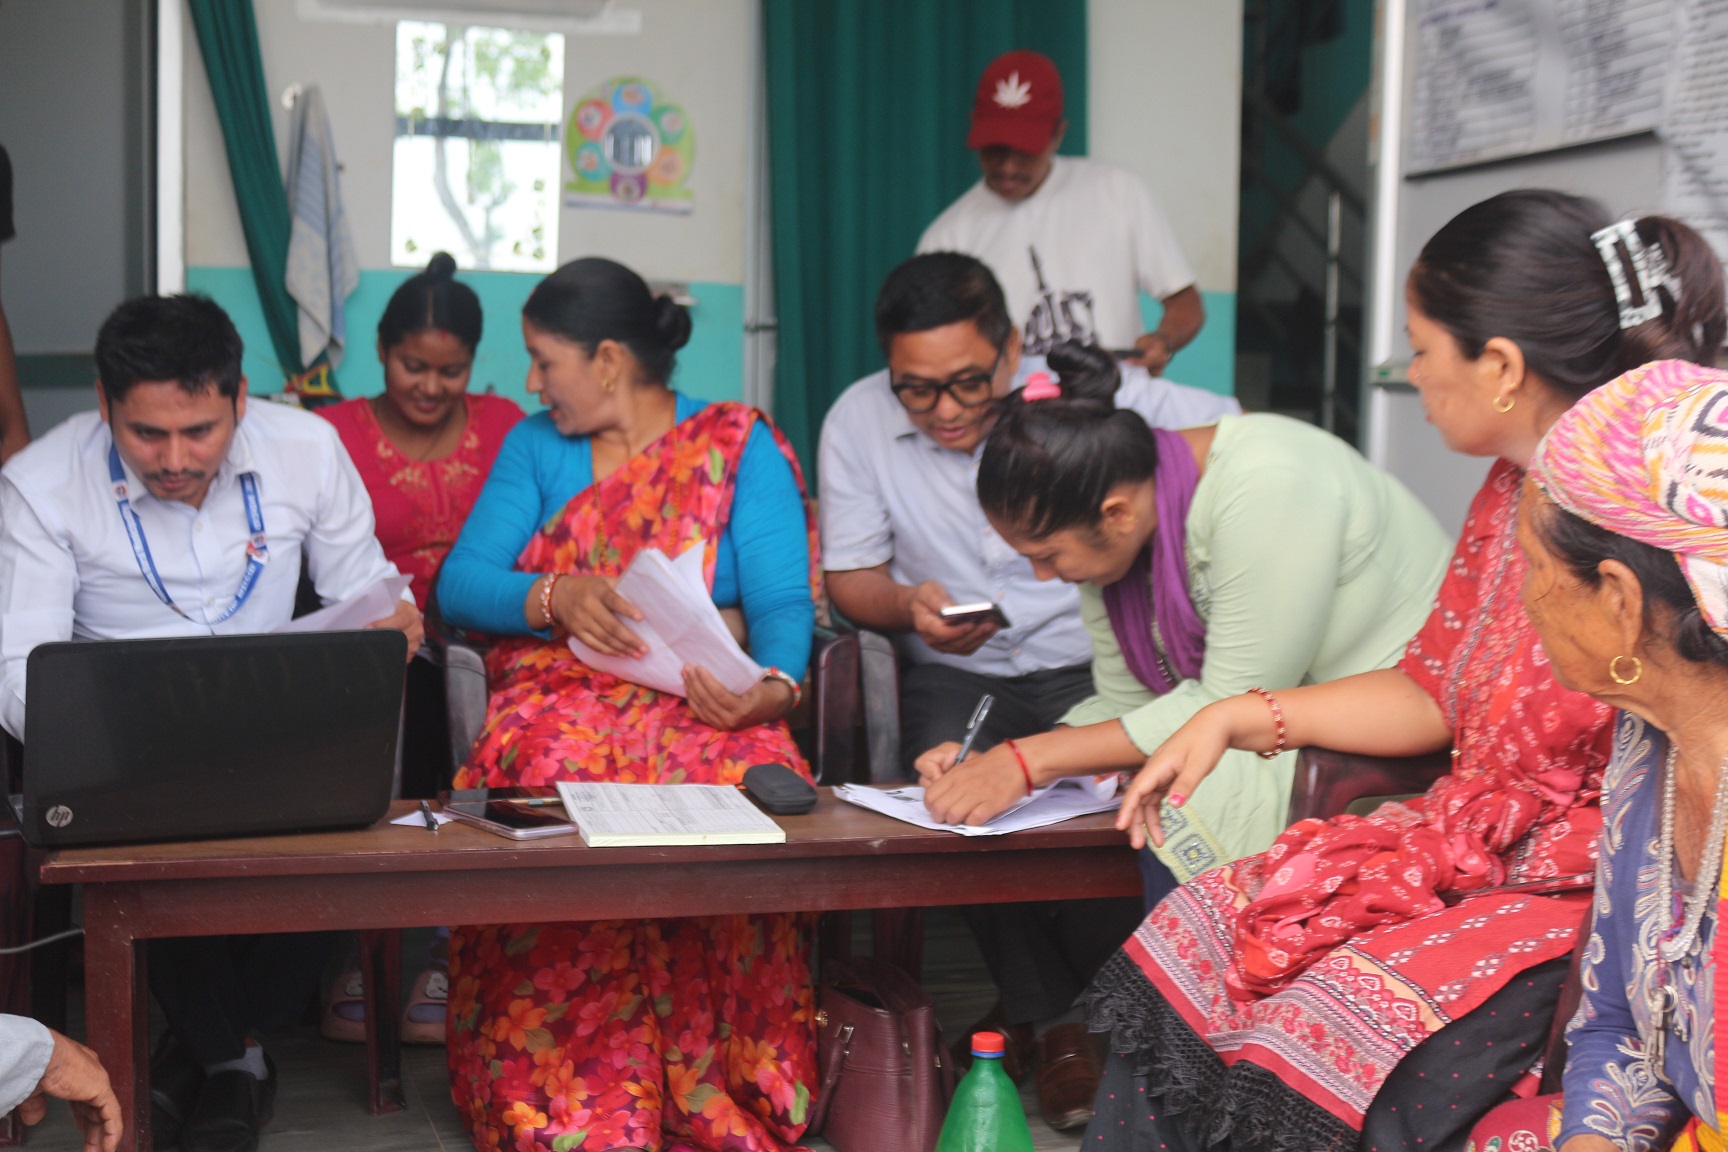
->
xmin=447 ymin=402 xmax=820 ymax=1152
xmin=1088 ymin=460 xmax=1615 ymax=1150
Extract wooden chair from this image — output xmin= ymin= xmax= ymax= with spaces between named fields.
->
xmin=1286 ymin=745 xmax=1454 ymax=823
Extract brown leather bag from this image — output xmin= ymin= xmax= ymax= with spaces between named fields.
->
xmin=806 ymin=956 xmax=953 ymax=1152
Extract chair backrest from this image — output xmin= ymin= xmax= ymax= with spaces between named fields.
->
xmin=1287 ymin=747 xmax=1453 ymax=824
xmin=857 ymin=631 xmax=902 ymax=784
xmin=809 ymin=628 xmax=903 ymax=785
xmin=444 ymin=643 xmax=490 ymax=773
xmin=1539 ymin=899 xmax=1595 ymax=1094
xmin=812 ymin=632 xmax=860 ymax=786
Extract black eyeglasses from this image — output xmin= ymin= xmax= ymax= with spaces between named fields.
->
xmin=890 ymin=351 xmax=1005 ymax=414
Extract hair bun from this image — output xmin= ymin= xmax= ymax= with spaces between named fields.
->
xmin=653 ymin=294 xmax=693 ymax=352
xmin=1045 ymin=341 xmax=1121 ymax=405
xmin=425 ymin=251 xmax=458 ymax=281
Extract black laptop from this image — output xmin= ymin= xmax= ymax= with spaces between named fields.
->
xmin=14 ymin=631 xmax=406 ymax=847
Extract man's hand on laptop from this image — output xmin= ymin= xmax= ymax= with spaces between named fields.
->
xmin=18 ymin=1029 xmax=122 ymax=1152
xmin=909 ymin=582 xmax=1000 ymax=656
xmin=366 ymin=599 xmax=424 ymax=661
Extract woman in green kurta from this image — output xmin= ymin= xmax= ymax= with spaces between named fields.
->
xmin=916 ymin=342 xmax=1450 ymax=887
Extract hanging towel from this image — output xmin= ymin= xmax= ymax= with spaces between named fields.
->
xmin=284 ymin=85 xmax=359 ymax=371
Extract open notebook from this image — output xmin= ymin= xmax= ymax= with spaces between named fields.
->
xmin=566 ymin=547 xmax=761 ymax=697
xmin=556 ymin=782 xmax=785 ymax=847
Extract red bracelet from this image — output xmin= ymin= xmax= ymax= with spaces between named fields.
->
xmin=1247 ymin=686 xmax=1286 ymax=760
xmin=1003 ymin=738 xmax=1034 ymax=795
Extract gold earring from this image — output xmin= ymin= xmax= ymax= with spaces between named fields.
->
xmin=603 ymin=375 xmax=616 ymax=394
xmin=1609 ymin=654 xmax=1643 ymax=685
xmin=1493 ymin=393 xmax=1516 ymax=413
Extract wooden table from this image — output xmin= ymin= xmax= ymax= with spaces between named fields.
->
xmin=41 ymin=792 xmax=1142 ymax=1152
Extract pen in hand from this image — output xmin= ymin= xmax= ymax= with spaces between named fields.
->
xmin=953 ymin=693 xmax=995 ymax=765
xmin=419 ymin=800 xmax=439 ymax=833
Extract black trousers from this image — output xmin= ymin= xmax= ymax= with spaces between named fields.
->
xmin=149 ymin=932 xmax=335 ymax=1067
xmin=898 ymin=660 xmax=1146 ymax=1025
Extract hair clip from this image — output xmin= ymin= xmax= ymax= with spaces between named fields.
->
xmin=1592 ymin=219 xmax=1682 ymax=330
xmin=1021 ymin=371 xmax=1062 ymax=401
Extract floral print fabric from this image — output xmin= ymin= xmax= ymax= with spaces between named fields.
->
xmin=447 ymin=402 xmax=820 ymax=1152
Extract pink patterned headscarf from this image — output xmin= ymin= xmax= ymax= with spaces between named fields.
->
xmin=1532 ymin=359 xmax=1728 ymax=636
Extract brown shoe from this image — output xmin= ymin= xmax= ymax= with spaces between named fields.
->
xmin=1036 ymin=1022 xmax=1105 ymax=1131
xmin=949 ymin=1003 xmax=1036 ymax=1083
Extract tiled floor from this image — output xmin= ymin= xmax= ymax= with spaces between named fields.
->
xmin=22 ymin=911 xmax=1084 ymax=1151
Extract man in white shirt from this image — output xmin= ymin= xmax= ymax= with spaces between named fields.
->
xmin=0 ymin=295 xmax=421 ymax=1152
xmin=0 ymin=1015 xmax=120 ymax=1151
xmin=819 ymin=253 xmax=1235 ymax=1128
xmin=918 ymin=50 xmax=1205 ymax=376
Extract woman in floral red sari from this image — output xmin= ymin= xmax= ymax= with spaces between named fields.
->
xmin=1082 ymin=192 xmax=1727 ymax=1152
xmin=436 ymin=257 xmax=819 ymax=1152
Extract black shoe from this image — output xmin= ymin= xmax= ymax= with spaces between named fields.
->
xmin=149 ymin=1034 xmax=204 ymax=1151
xmin=180 ymin=1052 xmax=276 ymax=1152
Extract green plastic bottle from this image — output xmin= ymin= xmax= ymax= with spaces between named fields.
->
xmin=934 ymin=1031 xmax=1037 ymax=1152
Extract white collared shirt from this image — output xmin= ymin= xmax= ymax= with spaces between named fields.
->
xmin=817 ymin=357 xmax=1239 ymax=677
xmin=0 ymin=401 xmax=405 ymax=739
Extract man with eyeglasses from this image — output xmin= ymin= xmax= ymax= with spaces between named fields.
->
xmin=817 ymin=252 xmax=1235 ymax=1128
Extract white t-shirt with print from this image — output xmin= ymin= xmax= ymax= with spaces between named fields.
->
xmin=918 ymin=156 xmax=1196 ymax=355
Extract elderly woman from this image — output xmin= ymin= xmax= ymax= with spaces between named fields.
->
xmin=1084 ymin=192 xmax=1725 ymax=1152
xmin=1464 ymin=360 xmax=1728 ymax=1150
xmin=436 ymin=257 xmax=819 ymax=1152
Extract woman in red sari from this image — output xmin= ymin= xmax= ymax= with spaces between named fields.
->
xmin=436 ymin=257 xmax=818 ymax=1152
xmin=1084 ymin=192 xmax=1726 ymax=1151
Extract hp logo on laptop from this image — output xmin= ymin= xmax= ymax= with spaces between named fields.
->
xmin=44 ymin=806 xmax=73 ymax=828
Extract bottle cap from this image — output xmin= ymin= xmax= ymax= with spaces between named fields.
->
xmin=970 ymin=1031 xmax=1006 ymax=1057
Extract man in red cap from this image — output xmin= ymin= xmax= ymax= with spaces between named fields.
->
xmin=919 ymin=50 xmax=1205 ymax=377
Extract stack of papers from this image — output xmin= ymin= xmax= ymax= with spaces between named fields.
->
xmin=555 ymin=781 xmax=785 ymax=847
xmin=567 ymin=548 xmax=762 ymax=697
xmin=834 ymin=777 xmax=1120 ymax=836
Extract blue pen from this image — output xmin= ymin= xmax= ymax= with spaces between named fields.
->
xmin=953 ymin=694 xmax=995 ymax=764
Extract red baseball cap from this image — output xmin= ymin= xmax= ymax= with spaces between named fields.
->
xmin=967 ymin=50 xmax=1064 ymax=155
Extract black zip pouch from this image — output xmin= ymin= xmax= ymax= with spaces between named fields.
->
xmin=742 ymin=762 xmax=818 ymax=815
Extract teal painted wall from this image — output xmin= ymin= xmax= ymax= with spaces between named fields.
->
xmin=185 ymin=267 xmax=746 ymax=407
xmin=1142 ymin=290 xmax=1236 ymax=397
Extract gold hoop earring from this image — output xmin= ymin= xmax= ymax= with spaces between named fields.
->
xmin=1493 ymin=394 xmax=1516 ymax=413
xmin=1609 ymin=654 xmax=1643 ymax=685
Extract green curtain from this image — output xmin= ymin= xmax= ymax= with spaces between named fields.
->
xmin=764 ymin=0 xmax=1087 ymax=469
xmin=186 ymin=0 xmax=303 ymax=378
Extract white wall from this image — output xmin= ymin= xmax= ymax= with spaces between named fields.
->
xmin=0 ymin=0 xmax=135 ymax=353
xmin=183 ymin=0 xmax=750 ymax=285
xmin=1088 ymin=0 xmax=1241 ymax=294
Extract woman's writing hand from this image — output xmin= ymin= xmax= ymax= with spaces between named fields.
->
xmin=1117 ymin=700 xmax=1241 ymax=849
xmin=914 ymin=742 xmax=962 ymax=785
xmin=551 ymin=575 xmax=648 ymax=657
xmin=923 ymin=743 xmax=1027 ymax=826
xmin=683 ymin=664 xmax=793 ymax=731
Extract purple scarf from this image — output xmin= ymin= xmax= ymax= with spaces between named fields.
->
xmin=1101 ymin=427 xmax=1205 ymax=695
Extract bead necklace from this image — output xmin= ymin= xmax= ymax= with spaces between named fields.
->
xmin=1655 ymin=744 xmax=1728 ymax=963
xmin=1645 ymin=742 xmax=1728 ymax=1073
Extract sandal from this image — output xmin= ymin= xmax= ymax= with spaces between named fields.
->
xmin=320 ymin=968 xmax=367 ymax=1043
xmin=400 ymin=965 xmax=448 ymax=1045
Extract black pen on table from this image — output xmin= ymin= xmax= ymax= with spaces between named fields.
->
xmin=954 ymin=693 xmax=995 ymax=764
xmin=418 ymin=800 xmax=439 ymax=833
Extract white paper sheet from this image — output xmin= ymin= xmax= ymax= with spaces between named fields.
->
xmin=833 ymin=776 xmax=1120 ymax=837
xmin=390 ymin=808 xmax=454 ymax=828
xmin=555 ymin=781 xmax=785 ymax=846
xmin=276 ymin=574 xmax=414 ymax=633
xmin=566 ymin=547 xmax=763 ymax=697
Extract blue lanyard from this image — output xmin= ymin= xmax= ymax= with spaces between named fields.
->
xmin=108 ymin=441 xmax=268 ymax=623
